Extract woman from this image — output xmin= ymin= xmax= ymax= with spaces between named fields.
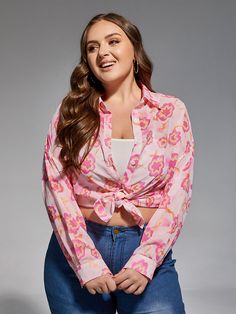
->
xmin=42 ymin=12 xmax=194 ymax=314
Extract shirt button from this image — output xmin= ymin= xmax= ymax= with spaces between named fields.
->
xmin=114 ymin=229 xmax=119 ymax=234
xmin=130 ymin=160 xmax=136 ymax=166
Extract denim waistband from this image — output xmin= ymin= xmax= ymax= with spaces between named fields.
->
xmin=84 ymin=218 xmax=148 ymax=236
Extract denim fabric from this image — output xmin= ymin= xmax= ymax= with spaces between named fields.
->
xmin=44 ymin=219 xmax=186 ymax=314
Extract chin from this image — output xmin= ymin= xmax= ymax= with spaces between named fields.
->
xmin=101 ymin=74 xmax=128 ymax=84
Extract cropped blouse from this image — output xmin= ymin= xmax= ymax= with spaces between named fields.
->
xmin=41 ymin=82 xmax=195 ymax=288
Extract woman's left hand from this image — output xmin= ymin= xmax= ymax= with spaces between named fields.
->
xmin=113 ymin=268 xmax=149 ymax=295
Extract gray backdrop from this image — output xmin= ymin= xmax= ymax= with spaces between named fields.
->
xmin=0 ymin=0 xmax=235 ymax=313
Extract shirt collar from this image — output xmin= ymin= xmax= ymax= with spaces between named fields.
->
xmin=98 ymin=81 xmax=161 ymax=113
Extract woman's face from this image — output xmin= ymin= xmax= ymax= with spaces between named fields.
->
xmin=86 ymin=20 xmax=135 ymax=87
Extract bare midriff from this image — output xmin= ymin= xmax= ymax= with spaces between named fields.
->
xmin=80 ymin=205 xmax=157 ymax=227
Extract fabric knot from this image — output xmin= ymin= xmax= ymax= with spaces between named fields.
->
xmin=93 ymin=190 xmax=146 ymax=229
xmin=114 ymin=190 xmax=127 ymax=207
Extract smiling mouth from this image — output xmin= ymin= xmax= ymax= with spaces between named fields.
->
xmin=99 ymin=62 xmax=116 ymax=69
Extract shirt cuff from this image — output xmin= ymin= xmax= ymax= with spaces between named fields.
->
xmin=74 ymin=258 xmax=113 ymax=288
xmin=122 ymin=254 xmax=157 ymax=281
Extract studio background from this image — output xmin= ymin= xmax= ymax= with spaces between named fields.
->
xmin=0 ymin=0 xmax=235 ymax=313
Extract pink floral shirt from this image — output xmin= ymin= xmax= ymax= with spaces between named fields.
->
xmin=41 ymin=82 xmax=195 ymax=288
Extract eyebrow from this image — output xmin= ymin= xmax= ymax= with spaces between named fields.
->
xmin=86 ymin=33 xmax=122 ymax=46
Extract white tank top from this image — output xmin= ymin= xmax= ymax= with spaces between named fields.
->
xmin=111 ymin=138 xmax=134 ymax=177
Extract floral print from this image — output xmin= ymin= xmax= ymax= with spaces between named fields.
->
xmin=41 ymin=82 xmax=195 ymax=287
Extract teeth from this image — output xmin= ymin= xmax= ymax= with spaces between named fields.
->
xmin=100 ymin=62 xmax=115 ymax=68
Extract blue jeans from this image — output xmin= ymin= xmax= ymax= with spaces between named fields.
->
xmin=44 ymin=219 xmax=186 ymax=313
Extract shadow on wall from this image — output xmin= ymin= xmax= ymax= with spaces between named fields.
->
xmin=0 ymin=293 xmax=49 ymax=314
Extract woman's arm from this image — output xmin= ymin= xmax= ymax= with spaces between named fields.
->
xmin=122 ymin=98 xmax=195 ymax=281
xmin=41 ymin=104 xmax=112 ymax=288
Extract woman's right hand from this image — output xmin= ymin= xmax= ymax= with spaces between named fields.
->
xmin=84 ymin=274 xmax=117 ymax=294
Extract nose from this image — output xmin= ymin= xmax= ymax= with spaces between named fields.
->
xmin=98 ymin=43 xmax=110 ymax=57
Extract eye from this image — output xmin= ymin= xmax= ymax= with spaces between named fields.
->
xmin=87 ymin=45 xmax=97 ymax=53
xmin=109 ymin=39 xmax=120 ymax=45
xmin=87 ymin=39 xmax=120 ymax=53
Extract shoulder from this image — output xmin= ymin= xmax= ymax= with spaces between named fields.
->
xmin=148 ymin=90 xmax=191 ymax=128
xmin=48 ymin=102 xmax=62 ymax=131
xmin=45 ymin=102 xmax=62 ymax=147
xmin=149 ymin=90 xmax=186 ymax=111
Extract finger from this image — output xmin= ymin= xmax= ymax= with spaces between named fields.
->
xmin=113 ymin=268 xmax=126 ymax=278
xmin=101 ymin=283 xmax=109 ymax=294
xmin=96 ymin=287 xmax=103 ymax=294
xmin=96 ymin=287 xmax=102 ymax=294
xmin=106 ymin=277 xmax=117 ymax=292
xmin=88 ymin=288 xmax=97 ymax=295
xmin=133 ymin=285 xmax=144 ymax=295
xmin=124 ymin=283 xmax=139 ymax=294
xmin=117 ymin=278 xmax=133 ymax=290
xmin=114 ymin=272 xmax=129 ymax=285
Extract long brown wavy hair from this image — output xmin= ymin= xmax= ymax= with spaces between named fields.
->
xmin=55 ymin=12 xmax=155 ymax=176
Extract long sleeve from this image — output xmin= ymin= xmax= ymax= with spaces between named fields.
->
xmin=41 ymin=104 xmax=112 ymax=288
xmin=122 ymin=99 xmax=195 ymax=281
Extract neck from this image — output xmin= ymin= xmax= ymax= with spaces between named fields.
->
xmin=101 ymin=78 xmax=141 ymax=108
